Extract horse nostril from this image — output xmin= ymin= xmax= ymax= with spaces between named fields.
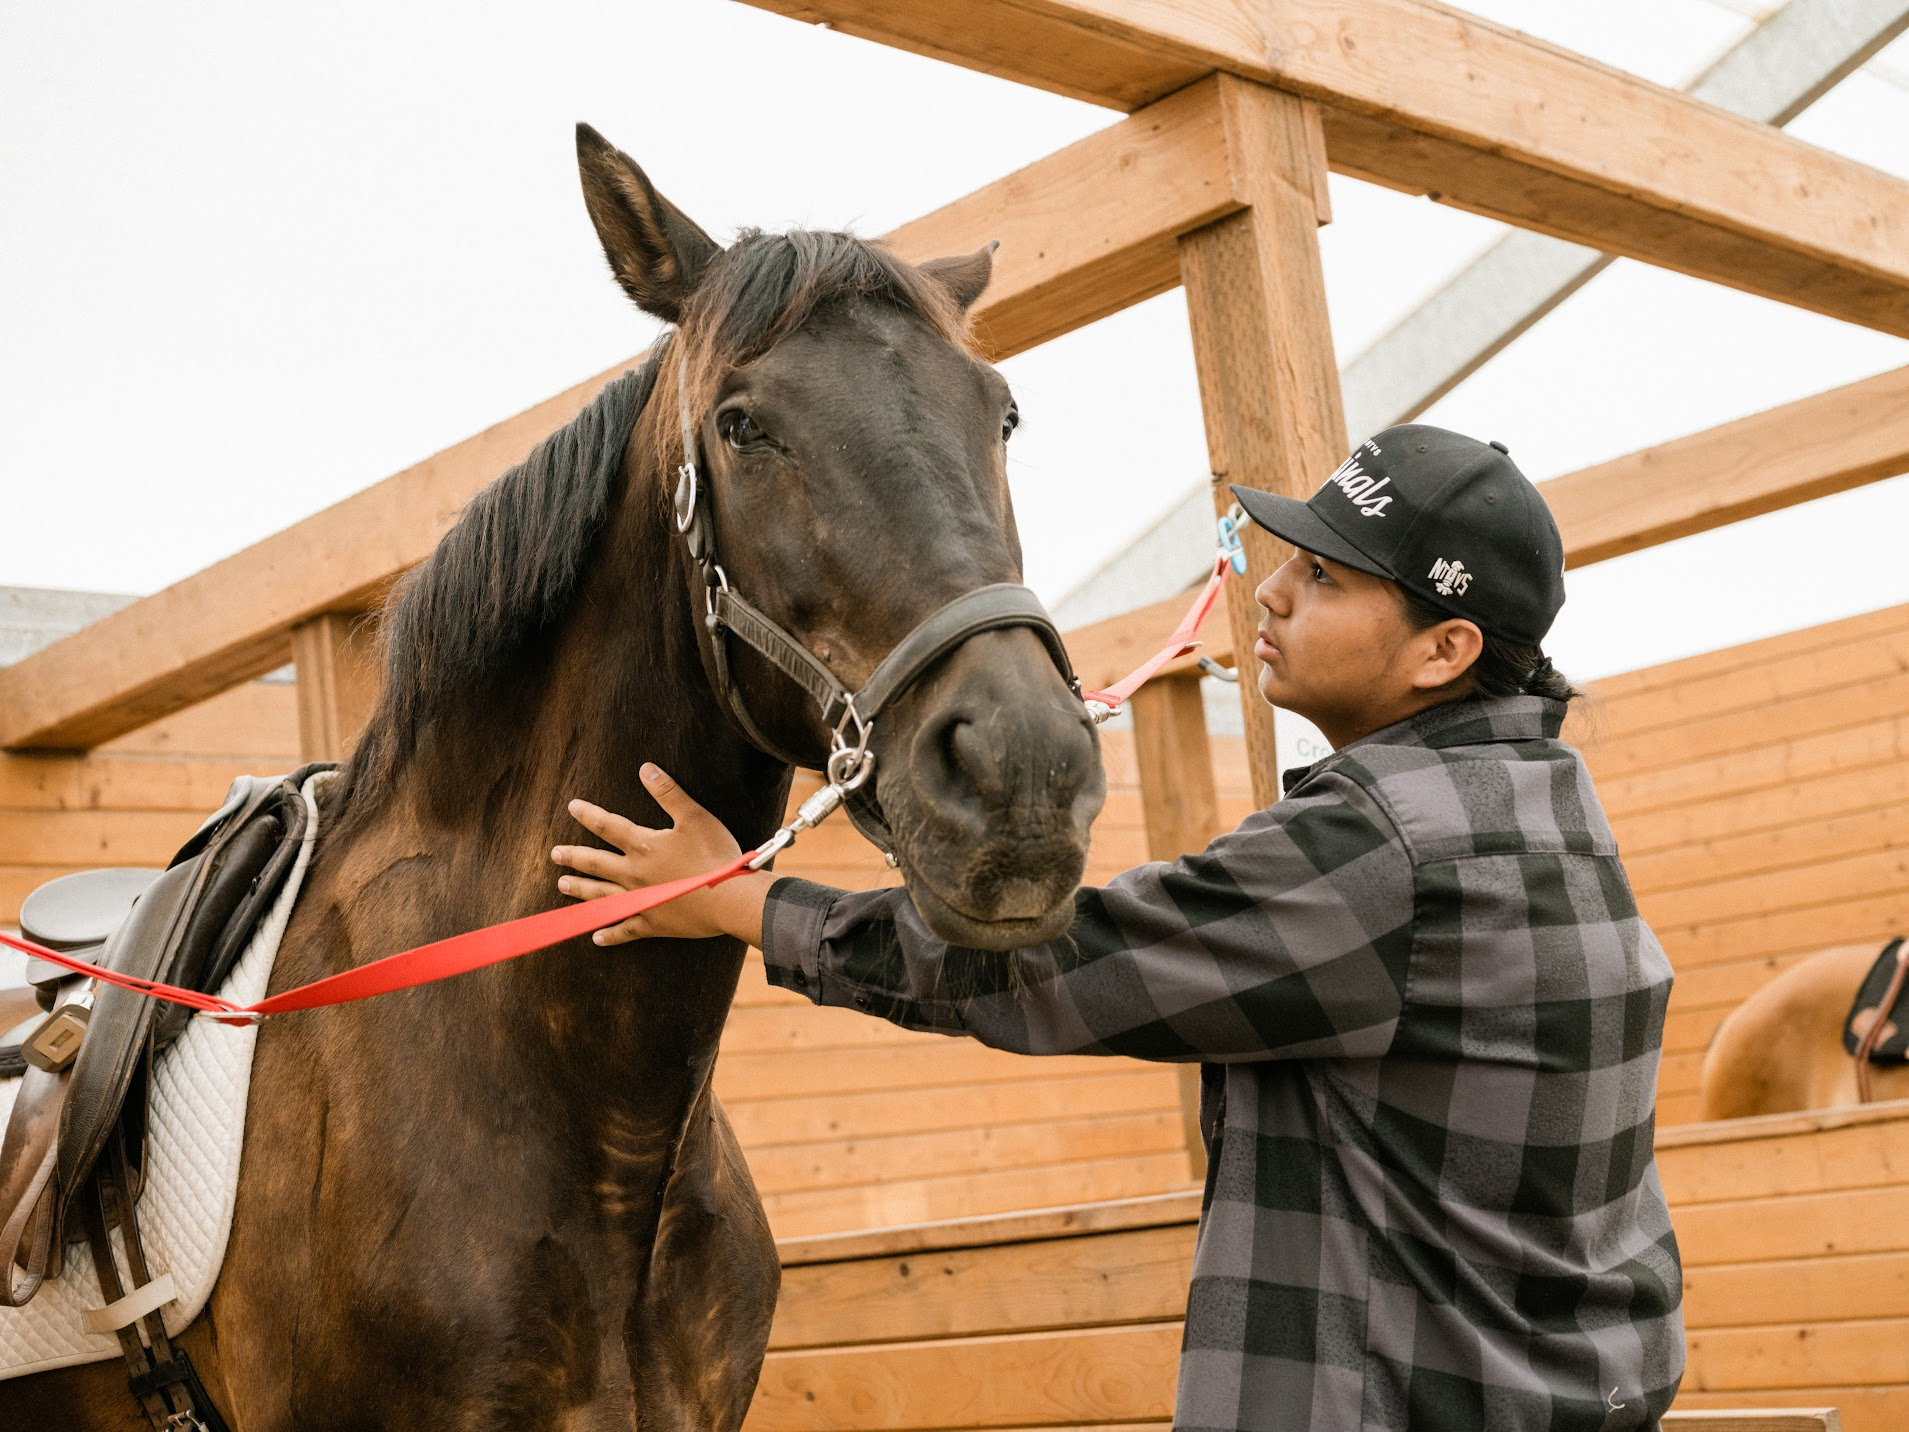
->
xmin=948 ymin=719 xmax=1005 ymax=802
xmin=917 ymin=710 xmax=1009 ymax=810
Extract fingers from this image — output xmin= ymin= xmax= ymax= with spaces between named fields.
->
xmin=568 ymin=798 xmax=650 ymax=851
xmin=551 ymin=844 xmax=636 ymax=882
xmin=593 ymin=915 xmax=650 ymax=947
xmin=557 ymin=874 xmax=624 ymax=903
xmin=639 ymin=763 xmax=709 ymax=826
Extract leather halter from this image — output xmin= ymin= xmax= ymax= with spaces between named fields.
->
xmin=667 ymin=336 xmax=1079 ymax=854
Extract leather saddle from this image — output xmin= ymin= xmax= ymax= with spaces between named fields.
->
xmin=1844 ymin=937 xmax=1909 ymax=1088
xmin=0 ymin=765 xmax=329 ymax=1429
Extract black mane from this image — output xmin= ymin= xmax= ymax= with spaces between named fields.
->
xmin=334 ymin=356 xmax=659 ymax=819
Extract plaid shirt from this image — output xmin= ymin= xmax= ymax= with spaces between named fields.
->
xmin=761 ymin=694 xmax=1684 ymax=1431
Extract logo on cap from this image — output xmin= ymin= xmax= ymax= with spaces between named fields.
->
xmin=1428 ymin=557 xmax=1472 ymax=597
xmin=1323 ymin=454 xmax=1393 ymax=518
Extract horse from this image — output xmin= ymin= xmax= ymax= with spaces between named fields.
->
xmin=1699 ymin=942 xmax=1909 ymax=1121
xmin=6 ymin=124 xmax=1104 ymax=1429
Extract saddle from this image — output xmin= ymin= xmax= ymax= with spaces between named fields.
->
xmin=1842 ymin=936 xmax=1909 ymax=1103
xmin=0 ymin=765 xmax=328 ymax=1429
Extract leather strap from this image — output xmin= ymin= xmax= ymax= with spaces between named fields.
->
xmin=856 ymin=583 xmax=1074 ymax=720
xmin=1855 ymin=938 xmax=1909 ymax=1103
xmin=83 ymin=1135 xmax=229 ymax=1431
xmin=0 ymin=1063 xmax=65 ymax=1305
xmin=708 ymin=581 xmax=1074 ymax=773
xmin=711 ymin=588 xmax=850 ymax=715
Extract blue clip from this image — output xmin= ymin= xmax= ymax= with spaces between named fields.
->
xmin=1217 ymin=506 xmax=1248 ymax=576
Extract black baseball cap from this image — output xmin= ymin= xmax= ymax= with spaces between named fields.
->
xmin=1229 ymin=424 xmax=1565 ymax=646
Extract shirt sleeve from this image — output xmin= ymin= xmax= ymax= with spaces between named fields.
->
xmin=759 ymin=769 xmax=1417 ymax=1062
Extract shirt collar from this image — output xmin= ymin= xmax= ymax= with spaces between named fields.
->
xmin=1280 ymin=694 xmax=1566 ymax=796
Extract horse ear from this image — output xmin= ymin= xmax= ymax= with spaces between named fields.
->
xmin=576 ymin=124 xmax=720 ymax=324
xmin=919 ymin=242 xmax=997 ymax=314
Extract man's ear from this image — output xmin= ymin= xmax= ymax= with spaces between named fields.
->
xmin=576 ymin=123 xmax=720 ymax=323
xmin=1412 ymin=618 xmax=1485 ymax=692
xmin=919 ymin=241 xmax=997 ymax=314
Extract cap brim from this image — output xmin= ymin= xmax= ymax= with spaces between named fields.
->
xmin=1228 ymin=485 xmax=1391 ymax=580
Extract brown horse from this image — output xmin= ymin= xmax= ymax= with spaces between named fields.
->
xmin=7 ymin=125 xmax=1102 ymax=1428
xmin=1699 ymin=942 xmax=1909 ymax=1120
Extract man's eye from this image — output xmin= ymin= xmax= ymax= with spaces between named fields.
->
xmin=1311 ymin=561 xmax=1328 ymax=582
xmin=719 ymin=410 xmax=767 ymax=449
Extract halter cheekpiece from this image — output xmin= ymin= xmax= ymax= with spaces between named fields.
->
xmin=666 ymin=334 xmax=1081 ymax=859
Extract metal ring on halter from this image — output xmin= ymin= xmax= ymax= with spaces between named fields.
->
xmin=825 ymin=698 xmax=876 ymax=791
xmin=674 ymin=461 xmax=699 ymax=535
xmin=702 ymin=562 xmax=730 ymax=618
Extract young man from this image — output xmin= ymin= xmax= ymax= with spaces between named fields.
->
xmin=554 ymin=426 xmax=1685 ymax=1431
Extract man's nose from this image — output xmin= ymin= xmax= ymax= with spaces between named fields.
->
xmin=1257 ymin=562 xmax=1292 ymax=617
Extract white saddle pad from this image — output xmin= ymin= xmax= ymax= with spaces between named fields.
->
xmin=0 ymin=770 xmax=326 ymax=1381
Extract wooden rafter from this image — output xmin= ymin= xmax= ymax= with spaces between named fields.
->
xmin=743 ymin=0 xmax=1909 ymax=338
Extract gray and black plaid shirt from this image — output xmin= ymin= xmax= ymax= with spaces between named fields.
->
xmin=762 ymin=694 xmax=1684 ymax=1431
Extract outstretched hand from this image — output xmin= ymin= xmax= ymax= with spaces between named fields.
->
xmin=552 ymin=763 xmax=771 ymax=947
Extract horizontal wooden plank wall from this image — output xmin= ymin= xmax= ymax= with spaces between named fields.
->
xmin=746 ymin=1106 xmax=1909 ymax=1430
xmin=1570 ymin=601 xmax=1909 ymax=1128
xmin=0 ymin=681 xmax=302 ymax=925
xmin=1653 ymin=1102 xmax=1909 ymax=1430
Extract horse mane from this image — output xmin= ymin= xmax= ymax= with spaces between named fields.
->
xmin=331 ymin=356 xmax=659 ymax=824
xmin=331 ymin=228 xmax=960 ymax=827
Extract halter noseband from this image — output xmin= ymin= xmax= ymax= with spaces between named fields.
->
xmin=668 ymin=336 xmax=1081 ymax=856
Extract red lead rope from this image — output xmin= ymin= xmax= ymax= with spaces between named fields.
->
xmin=2 ymin=561 xmax=1232 ymax=1024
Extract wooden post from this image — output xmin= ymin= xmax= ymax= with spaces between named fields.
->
xmin=290 ymin=612 xmax=379 ymax=762
xmin=1178 ymin=77 xmax=1347 ymax=807
xmin=1127 ymin=671 xmax=1226 ymax=1180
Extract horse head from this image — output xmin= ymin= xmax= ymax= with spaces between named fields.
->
xmin=577 ymin=124 xmax=1104 ymax=949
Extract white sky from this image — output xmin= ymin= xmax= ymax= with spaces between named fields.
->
xmin=5 ymin=0 xmax=1909 ymax=683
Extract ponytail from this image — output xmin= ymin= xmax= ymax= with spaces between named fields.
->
xmin=1395 ymin=587 xmax=1584 ymax=706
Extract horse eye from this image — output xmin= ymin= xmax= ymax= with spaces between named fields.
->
xmin=1001 ymin=405 xmax=1020 ymax=442
xmin=719 ymin=409 xmax=766 ymax=449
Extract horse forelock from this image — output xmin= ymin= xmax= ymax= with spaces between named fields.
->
xmin=653 ymin=229 xmax=969 ymax=480
xmin=332 ymin=357 xmax=659 ymax=827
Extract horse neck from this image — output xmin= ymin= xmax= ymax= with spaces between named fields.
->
xmin=304 ymin=423 xmax=793 ymax=1047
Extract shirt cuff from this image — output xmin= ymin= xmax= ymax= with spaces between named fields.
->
xmin=760 ymin=876 xmax=843 ymax=1002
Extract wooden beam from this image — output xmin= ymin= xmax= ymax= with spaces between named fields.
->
xmin=1126 ymin=671 xmax=1223 ymax=1179
xmin=1336 ymin=0 xmax=1909 ymax=440
xmin=1178 ymin=78 xmax=1346 ymax=807
xmin=1547 ymin=364 xmax=1909 ymax=569
xmin=0 ymin=85 xmax=1243 ymax=753
xmin=888 ymin=76 xmax=1240 ymax=357
xmin=290 ymin=612 xmax=379 ymax=762
xmin=743 ymin=0 xmax=1909 ymax=338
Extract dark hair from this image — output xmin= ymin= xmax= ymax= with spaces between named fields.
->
xmin=1395 ymin=585 xmax=1583 ymax=705
xmin=331 ymin=359 xmax=659 ymax=828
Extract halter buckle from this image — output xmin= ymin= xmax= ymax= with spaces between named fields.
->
xmin=825 ymin=698 xmax=876 ymax=792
